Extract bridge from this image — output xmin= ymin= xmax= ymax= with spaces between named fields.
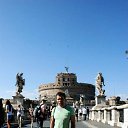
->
xmin=1 ymin=99 xmax=128 ymax=128
xmin=22 ymin=119 xmax=119 ymax=128
xmin=3 ymin=103 xmax=128 ymax=128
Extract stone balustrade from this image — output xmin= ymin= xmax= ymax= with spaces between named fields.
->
xmin=90 ymin=104 xmax=128 ymax=128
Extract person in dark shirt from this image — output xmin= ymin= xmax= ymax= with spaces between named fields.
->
xmin=74 ymin=107 xmax=78 ymax=122
xmin=5 ymin=100 xmax=13 ymax=128
xmin=86 ymin=107 xmax=89 ymax=120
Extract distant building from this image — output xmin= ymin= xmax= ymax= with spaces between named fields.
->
xmin=39 ymin=72 xmax=95 ymax=105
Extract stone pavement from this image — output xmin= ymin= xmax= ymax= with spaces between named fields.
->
xmin=23 ymin=119 xmax=120 ymax=128
xmin=80 ymin=120 xmax=120 ymax=128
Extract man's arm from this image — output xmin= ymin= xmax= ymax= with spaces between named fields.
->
xmin=50 ymin=116 xmax=54 ymax=128
xmin=70 ymin=115 xmax=75 ymax=128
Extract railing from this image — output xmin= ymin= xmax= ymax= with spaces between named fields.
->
xmin=90 ymin=104 xmax=128 ymax=128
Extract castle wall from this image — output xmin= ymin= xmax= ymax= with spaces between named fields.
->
xmin=39 ymin=83 xmax=95 ymax=102
xmin=38 ymin=72 xmax=95 ymax=103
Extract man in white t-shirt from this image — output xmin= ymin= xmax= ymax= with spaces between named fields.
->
xmin=82 ymin=107 xmax=87 ymax=120
xmin=17 ymin=104 xmax=24 ymax=128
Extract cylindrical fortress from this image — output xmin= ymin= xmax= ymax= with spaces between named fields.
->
xmin=39 ymin=72 xmax=95 ymax=104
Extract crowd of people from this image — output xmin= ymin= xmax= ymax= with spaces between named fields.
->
xmin=0 ymin=92 xmax=90 ymax=128
xmin=74 ymin=106 xmax=90 ymax=122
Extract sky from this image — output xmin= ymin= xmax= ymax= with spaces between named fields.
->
xmin=0 ymin=0 xmax=128 ymax=101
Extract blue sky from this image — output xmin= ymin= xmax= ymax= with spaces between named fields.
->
xmin=0 ymin=0 xmax=128 ymax=100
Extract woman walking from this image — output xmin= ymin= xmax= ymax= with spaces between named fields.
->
xmin=5 ymin=100 xmax=13 ymax=128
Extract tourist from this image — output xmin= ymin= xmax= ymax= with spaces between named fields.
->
xmin=86 ymin=107 xmax=89 ymax=120
xmin=33 ymin=105 xmax=40 ymax=128
xmin=82 ymin=107 xmax=87 ymax=120
xmin=74 ymin=107 xmax=78 ymax=122
xmin=17 ymin=104 xmax=24 ymax=128
xmin=78 ymin=107 xmax=82 ymax=120
xmin=5 ymin=100 xmax=14 ymax=128
xmin=47 ymin=106 xmax=51 ymax=118
xmin=29 ymin=104 xmax=34 ymax=128
xmin=50 ymin=92 xmax=75 ymax=128
xmin=50 ymin=101 xmax=56 ymax=117
xmin=38 ymin=97 xmax=47 ymax=128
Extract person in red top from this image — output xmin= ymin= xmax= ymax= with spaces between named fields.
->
xmin=39 ymin=97 xmax=47 ymax=128
xmin=29 ymin=104 xmax=34 ymax=128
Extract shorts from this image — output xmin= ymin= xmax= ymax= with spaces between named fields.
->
xmin=7 ymin=114 xmax=13 ymax=121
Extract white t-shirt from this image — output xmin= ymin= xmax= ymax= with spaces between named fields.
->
xmin=82 ymin=107 xmax=87 ymax=114
xmin=78 ymin=108 xmax=82 ymax=114
xmin=17 ymin=107 xmax=24 ymax=116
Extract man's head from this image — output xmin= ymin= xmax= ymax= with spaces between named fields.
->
xmin=40 ymin=96 xmax=47 ymax=104
xmin=56 ymin=92 xmax=66 ymax=107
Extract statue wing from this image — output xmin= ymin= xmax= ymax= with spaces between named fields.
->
xmin=15 ymin=73 xmax=19 ymax=85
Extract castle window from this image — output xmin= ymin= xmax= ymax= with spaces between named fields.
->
xmin=65 ymin=78 xmax=68 ymax=81
xmin=63 ymin=78 xmax=68 ymax=82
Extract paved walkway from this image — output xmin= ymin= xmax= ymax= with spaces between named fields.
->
xmin=80 ymin=120 xmax=119 ymax=128
xmin=22 ymin=119 xmax=120 ymax=128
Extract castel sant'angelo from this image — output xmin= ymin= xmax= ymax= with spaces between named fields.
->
xmin=39 ymin=70 xmax=95 ymax=105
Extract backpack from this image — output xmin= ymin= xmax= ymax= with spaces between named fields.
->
xmin=39 ymin=104 xmax=47 ymax=120
xmin=34 ymin=104 xmax=47 ymax=120
xmin=33 ymin=106 xmax=40 ymax=118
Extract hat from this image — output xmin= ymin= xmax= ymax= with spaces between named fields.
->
xmin=41 ymin=96 xmax=47 ymax=101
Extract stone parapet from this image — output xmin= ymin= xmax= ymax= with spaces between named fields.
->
xmin=90 ymin=103 xmax=128 ymax=128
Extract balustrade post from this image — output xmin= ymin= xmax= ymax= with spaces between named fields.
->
xmin=103 ymin=109 xmax=108 ymax=123
xmin=91 ymin=110 xmax=95 ymax=120
xmin=111 ymin=108 xmax=118 ymax=126
xmin=97 ymin=110 xmax=101 ymax=122
xmin=123 ymin=108 xmax=128 ymax=128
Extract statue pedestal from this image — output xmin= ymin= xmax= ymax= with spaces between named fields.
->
xmin=12 ymin=93 xmax=25 ymax=105
xmin=91 ymin=95 xmax=107 ymax=120
xmin=96 ymin=95 xmax=106 ymax=106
